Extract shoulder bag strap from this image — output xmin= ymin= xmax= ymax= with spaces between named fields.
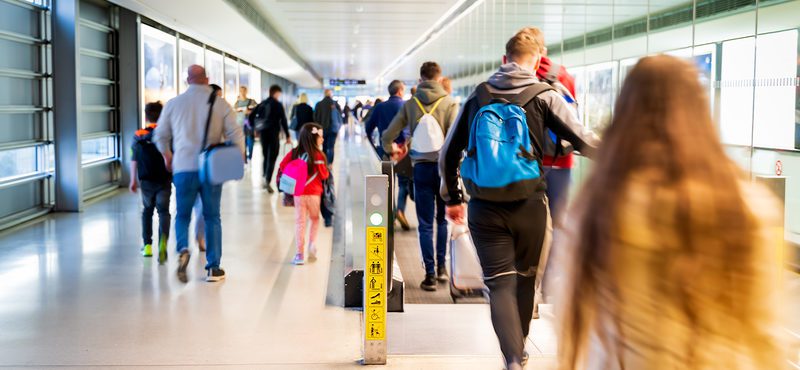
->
xmin=201 ymin=90 xmax=217 ymax=150
xmin=515 ymin=84 xmax=554 ymax=158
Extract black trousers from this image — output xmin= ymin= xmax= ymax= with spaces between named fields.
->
xmin=140 ymin=180 xmax=171 ymax=246
xmin=260 ymin=131 xmax=281 ymax=184
xmin=468 ymin=193 xmax=548 ymax=367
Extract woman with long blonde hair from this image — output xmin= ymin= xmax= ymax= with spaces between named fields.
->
xmin=554 ymin=55 xmax=787 ymax=369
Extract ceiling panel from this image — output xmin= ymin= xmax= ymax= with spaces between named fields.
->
xmin=250 ymin=0 xmax=462 ymax=81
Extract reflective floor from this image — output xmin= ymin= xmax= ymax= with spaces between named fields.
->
xmin=0 ymin=141 xmax=560 ymax=369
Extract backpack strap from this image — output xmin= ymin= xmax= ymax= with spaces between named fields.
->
xmin=475 ymin=82 xmax=493 ymax=107
xmin=413 ymin=96 xmax=444 ymax=115
xmin=514 ymin=84 xmax=554 ymax=159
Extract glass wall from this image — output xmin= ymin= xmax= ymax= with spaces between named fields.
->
xmin=397 ymin=0 xmax=800 ymax=272
xmin=139 ymin=20 xmax=298 ymax=130
xmin=141 ymin=24 xmax=176 ymax=108
xmin=178 ymin=38 xmax=204 ymax=93
xmin=223 ymin=56 xmax=239 ymax=105
xmin=0 ymin=0 xmax=54 ymax=226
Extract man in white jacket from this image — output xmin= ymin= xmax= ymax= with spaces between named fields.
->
xmin=154 ymin=65 xmax=244 ymax=283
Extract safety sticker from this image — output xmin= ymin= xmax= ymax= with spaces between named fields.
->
xmin=367 ymin=227 xmax=386 ymax=245
xmin=366 ymin=322 xmax=385 ymax=340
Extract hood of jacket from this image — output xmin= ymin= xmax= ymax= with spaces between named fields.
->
xmin=414 ymin=80 xmax=449 ymax=105
xmin=487 ymin=62 xmax=539 ymax=90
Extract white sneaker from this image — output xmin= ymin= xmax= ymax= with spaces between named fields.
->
xmin=292 ymin=253 xmax=305 ymax=265
xmin=308 ymin=245 xmax=317 ymax=262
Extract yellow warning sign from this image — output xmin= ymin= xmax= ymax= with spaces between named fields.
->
xmin=366 ymin=322 xmax=385 ymax=340
xmin=365 ymin=226 xmax=387 ymax=342
xmin=367 ymin=227 xmax=386 ymax=245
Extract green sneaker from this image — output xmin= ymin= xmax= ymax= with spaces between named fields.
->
xmin=142 ymin=244 xmax=153 ymax=257
xmin=157 ymin=237 xmax=168 ymax=265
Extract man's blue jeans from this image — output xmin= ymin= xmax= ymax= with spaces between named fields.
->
xmin=173 ymin=172 xmax=223 ymax=270
xmin=396 ymin=175 xmax=412 ymax=213
xmin=413 ymin=163 xmax=447 ymax=275
xmin=543 ymin=167 xmax=571 ymax=223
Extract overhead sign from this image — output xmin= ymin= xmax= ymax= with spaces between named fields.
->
xmin=329 ymin=78 xmax=366 ymax=86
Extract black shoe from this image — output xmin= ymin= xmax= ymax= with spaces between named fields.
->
xmin=437 ymin=266 xmax=449 ymax=283
xmin=206 ymin=267 xmax=226 ymax=282
xmin=324 ymin=219 xmax=333 ymax=228
xmin=420 ymin=274 xmax=437 ymax=291
xmin=266 ymin=184 xmax=275 ymax=194
xmin=177 ymin=250 xmax=190 ymax=283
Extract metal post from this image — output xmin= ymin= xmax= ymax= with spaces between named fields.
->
xmin=363 ymin=174 xmax=388 ymax=365
xmin=118 ymin=8 xmax=140 ymax=186
xmin=52 ymin=0 xmax=82 ymax=211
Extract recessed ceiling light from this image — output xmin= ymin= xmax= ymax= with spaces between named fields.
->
xmin=351 ymin=43 xmax=357 ymax=49
xmin=355 ymin=5 xmax=364 ymax=12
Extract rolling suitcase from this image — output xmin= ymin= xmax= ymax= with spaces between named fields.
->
xmin=449 ymin=224 xmax=486 ymax=302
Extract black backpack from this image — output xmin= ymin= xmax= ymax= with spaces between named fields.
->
xmin=133 ymin=131 xmax=170 ymax=182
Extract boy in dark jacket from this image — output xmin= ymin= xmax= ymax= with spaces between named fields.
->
xmin=439 ymin=28 xmax=598 ymax=370
xmin=129 ymin=102 xmax=171 ymax=263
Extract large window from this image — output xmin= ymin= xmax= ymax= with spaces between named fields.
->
xmin=223 ymin=56 xmax=238 ymax=105
xmin=752 ymin=30 xmax=798 ymax=150
xmin=178 ymin=38 xmax=204 ymax=93
xmin=141 ymin=24 xmax=176 ymax=107
xmin=205 ymin=49 xmax=223 ymax=88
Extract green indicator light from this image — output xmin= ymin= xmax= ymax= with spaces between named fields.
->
xmin=369 ymin=212 xmax=383 ymax=226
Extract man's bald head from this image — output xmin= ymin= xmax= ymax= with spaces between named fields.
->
xmin=187 ymin=65 xmax=208 ymax=85
xmin=324 ymin=89 xmax=333 ymax=97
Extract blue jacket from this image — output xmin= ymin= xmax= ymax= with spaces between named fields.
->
xmin=365 ymin=96 xmax=405 ymax=150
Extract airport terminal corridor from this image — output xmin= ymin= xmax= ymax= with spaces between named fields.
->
xmin=0 ymin=0 xmax=799 ymax=368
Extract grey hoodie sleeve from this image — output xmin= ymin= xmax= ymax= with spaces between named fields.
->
xmin=539 ymin=90 xmax=599 ymax=157
xmin=439 ymin=96 xmax=476 ymax=205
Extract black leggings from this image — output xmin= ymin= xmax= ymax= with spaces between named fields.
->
xmin=468 ymin=194 xmax=548 ymax=367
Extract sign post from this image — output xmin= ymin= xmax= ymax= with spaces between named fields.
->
xmin=363 ymin=175 xmax=388 ymax=365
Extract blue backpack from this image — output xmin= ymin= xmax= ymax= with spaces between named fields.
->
xmin=460 ymin=83 xmax=553 ymax=202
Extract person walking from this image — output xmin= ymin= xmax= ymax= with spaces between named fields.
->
xmin=439 ymin=28 xmax=598 ymax=369
xmin=289 ymin=93 xmax=314 ymax=138
xmin=554 ymin=55 xmax=787 ymax=370
xmin=364 ymin=80 xmax=413 ymax=231
xmin=154 ymin=65 xmax=244 ymax=283
xmin=382 ymin=62 xmax=459 ymax=291
xmin=278 ymin=122 xmax=329 ymax=265
xmin=251 ymin=85 xmax=292 ymax=193
xmin=129 ymin=101 xmax=171 ymax=264
xmin=314 ymin=89 xmax=339 ymax=164
xmin=234 ymin=86 xmax=258 ymax=163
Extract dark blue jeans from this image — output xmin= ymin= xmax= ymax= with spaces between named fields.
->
xmin=543 ymin=167 xmax=571 ymax=223
xmin=173 ymin=172 xmax=223 ymax=270
xmin=396 ymin=175 xmax=412 ymax=213
xmin=140 ymin=180 xmax=171 ymax=246
xmin=324 ymin=131 xmax=338 ymax=164
xmin=413 ymin=162 xmax=447 ymax=275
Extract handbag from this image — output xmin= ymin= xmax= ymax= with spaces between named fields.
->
xmin=322 ymin=174 xmax=335 ymax=213
xmin=198 ymin=90 xmax=245 ymax=185
xmin=282 ymin=193 xmax=295 ymax=207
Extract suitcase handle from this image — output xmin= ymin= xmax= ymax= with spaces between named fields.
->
xmin=450 ymin=225 xmax=470 ymax=240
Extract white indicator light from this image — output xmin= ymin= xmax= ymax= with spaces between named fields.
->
xmin=369 ymin=212 xmax=383 ymax=226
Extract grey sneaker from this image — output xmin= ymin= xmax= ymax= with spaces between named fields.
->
xmin=308 ymin=245 xmax=317 ymax=263
xmin=176 ymin=250 xmax=190 ymax=283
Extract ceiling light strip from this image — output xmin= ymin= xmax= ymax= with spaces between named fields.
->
xmin=377 ymin=0 xmax=485 ymax=81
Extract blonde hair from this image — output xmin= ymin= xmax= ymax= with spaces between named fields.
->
xmin=506 ymin=27 xmax=545 ymax=59
xmin=298 ymin=92 xmax=308 ymax=104
xmin=557 ymin=55 xmax=786 ymax=370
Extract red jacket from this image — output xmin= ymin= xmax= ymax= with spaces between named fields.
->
xmin=278 ymin=151 xmax=329 ymax=196
xmin=538 ymin=56 xmax=576 ymax=169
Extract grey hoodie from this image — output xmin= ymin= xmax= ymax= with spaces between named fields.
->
xmin=439 ymin=63 xmax=599 ymax=204
xmin=381 ymin=80 xmax=458 ymax=164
